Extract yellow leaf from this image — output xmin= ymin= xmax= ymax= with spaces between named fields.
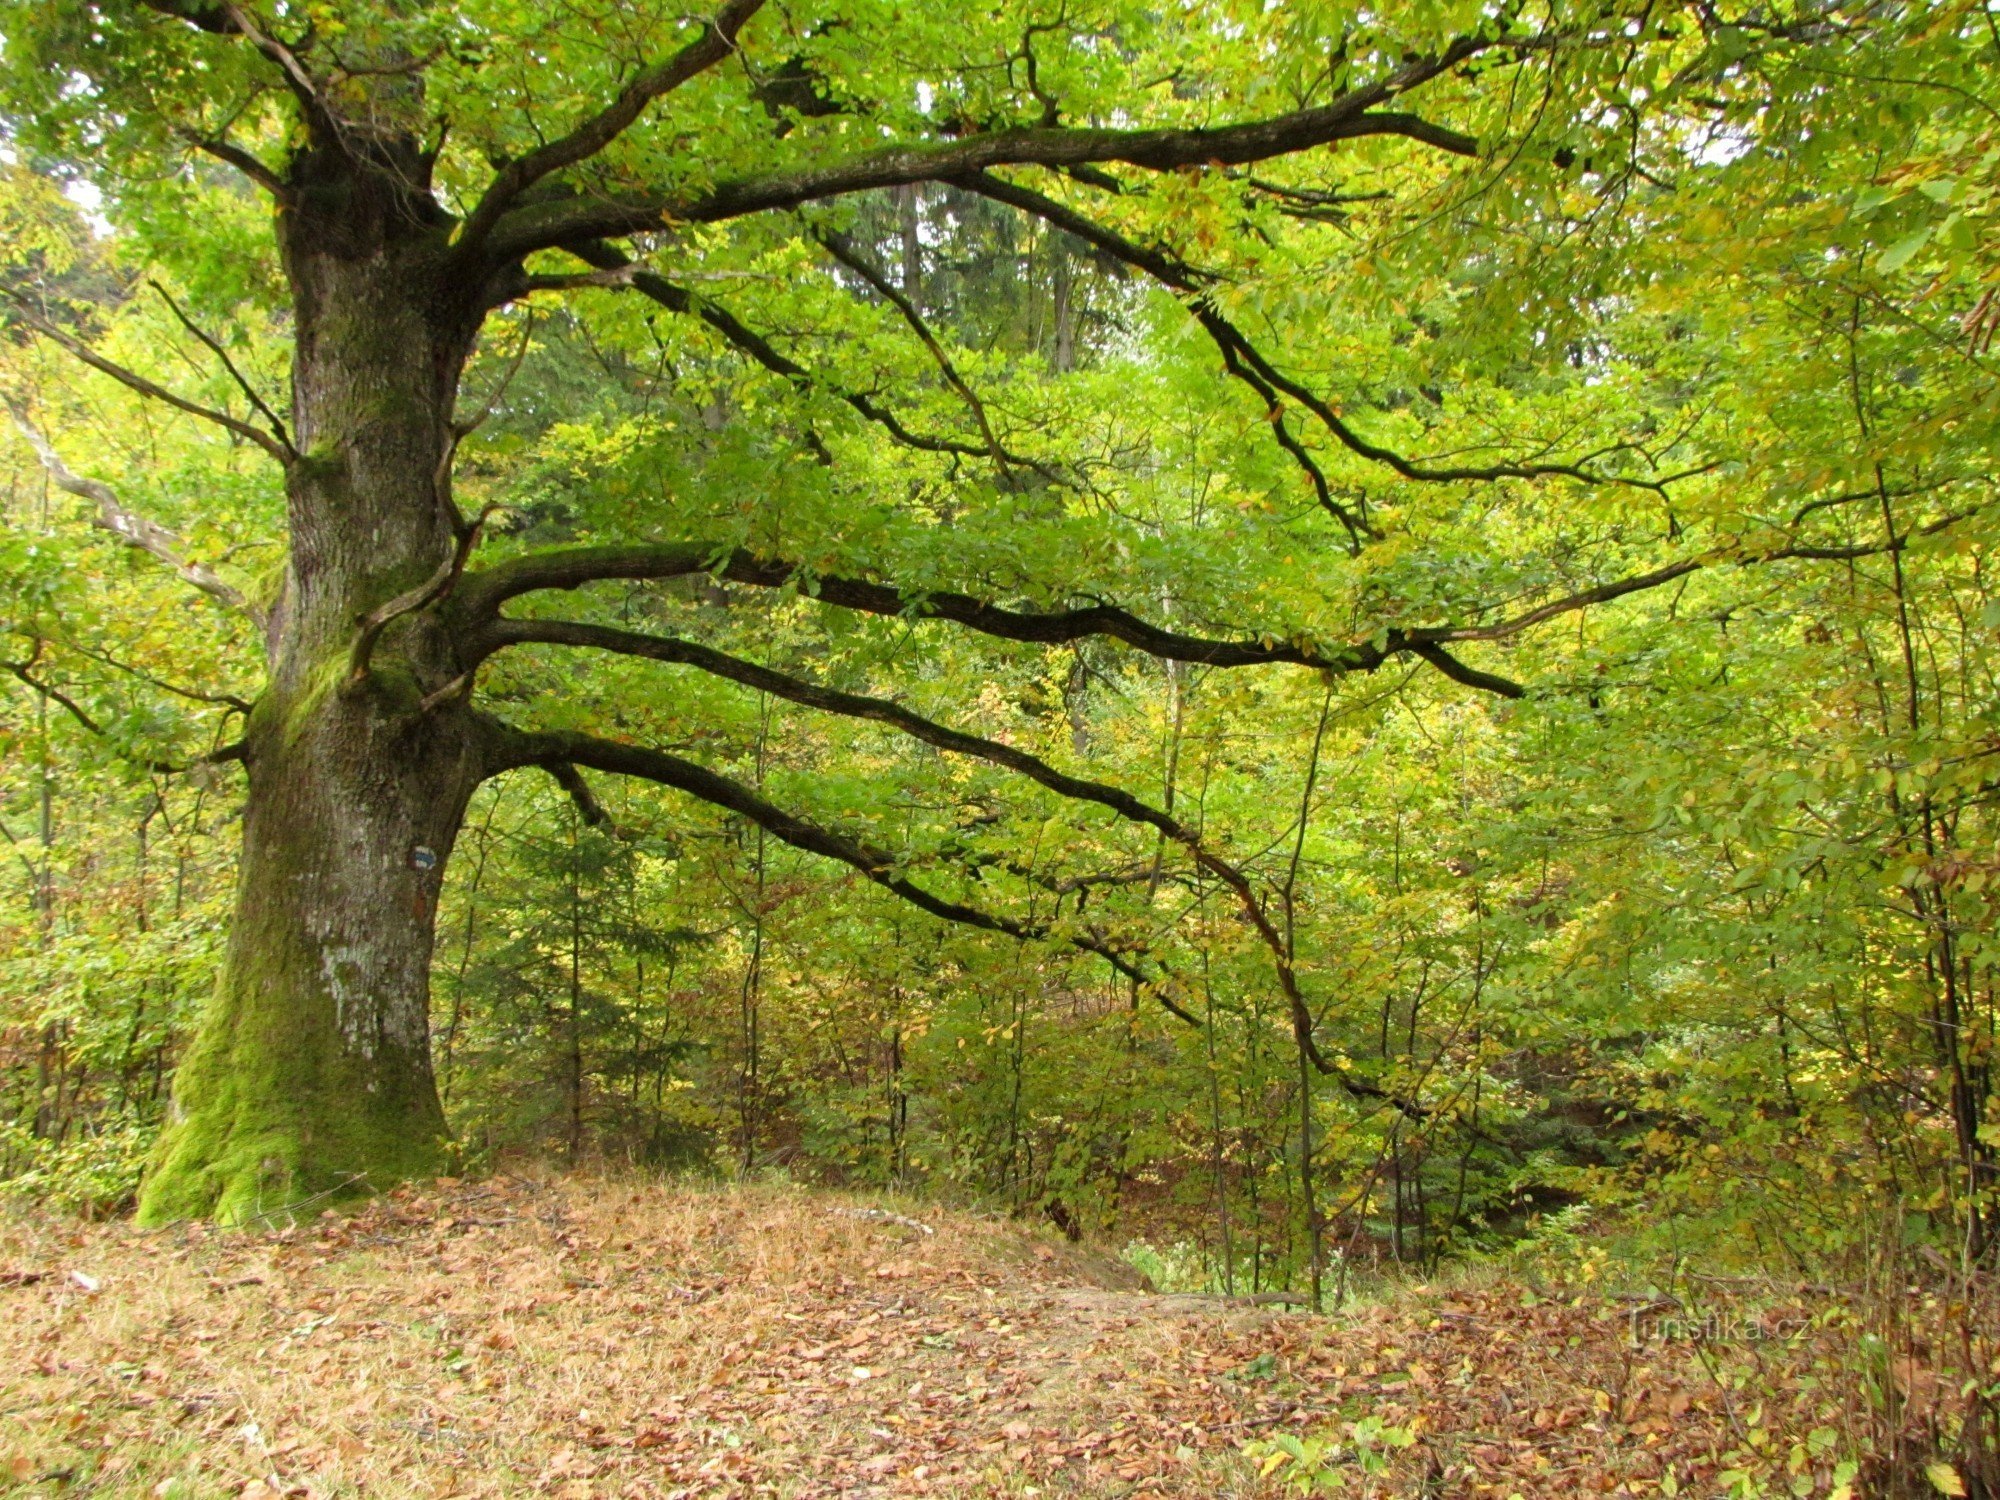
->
xmin=1928 ymin=1462 xmax=1968 ymax=1497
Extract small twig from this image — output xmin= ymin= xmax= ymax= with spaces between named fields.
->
xmin=147 ymin=279 xmax=296 ymax=457
xmin=838 ymin=1206 xmax=935 ymax=1236
xmin=172 ymin=125 xmax=289 ymax=198
xmin=813 ymin=228 xmax=1016 ymax=480
xmin=453 ymin=312 xmax=537 ymax=441
xmin=58 ymin=638 xmax=254 ymax=713
xmin=1 ymin=646 xmax=242 ymax=775
xmin=235 ymin=1172 xmax=375 ymax=1230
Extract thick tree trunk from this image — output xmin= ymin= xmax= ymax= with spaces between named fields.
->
xmin=138 ymin=142 xmax=488 ymax=1223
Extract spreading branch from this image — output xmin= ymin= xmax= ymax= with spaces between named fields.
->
xmin=481 ymin=616 xmax=1324 ymax=1022
xmin=1424 ymin=511 xmax=1987 ymax=646
xmin=481 ymin=43 xmax=1491 ymax=260
xmin=484 ymin=634 xmax=1426 ymax=1090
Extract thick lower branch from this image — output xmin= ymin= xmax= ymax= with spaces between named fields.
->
xmin=459 ymin=541 xmax=1524 ymax=694
xmin=485 ymin=615 xmax=1303 ymax=967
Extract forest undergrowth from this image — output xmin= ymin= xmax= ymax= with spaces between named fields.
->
xmin=3 ymin=1173 xmax=1991 ymax=1500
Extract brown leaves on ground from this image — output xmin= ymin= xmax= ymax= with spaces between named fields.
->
xmin=0 ymin=1177 xmax=1862 ymax=1497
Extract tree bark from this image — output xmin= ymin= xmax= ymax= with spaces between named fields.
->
xmin=137 ymin=139 xmax=487 ymax=1224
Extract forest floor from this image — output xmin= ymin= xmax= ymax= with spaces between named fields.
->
xmin=0 ymin=1176 xmax=1869 ymax=1498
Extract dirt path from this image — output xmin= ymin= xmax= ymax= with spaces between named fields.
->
xmin=0 ymin=1178 xmax=1854 ymax=1497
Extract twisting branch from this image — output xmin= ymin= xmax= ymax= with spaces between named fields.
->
xmin=345 ymin=506 xmax=497 ymax=691
xmin=455 ymin=0 xmax=765 ymax=254
xmin=812 ymin=229 xmax=1015 ymax=478
xmin=1 ymin=290 xmax=294 ymax=465
xmin=489 ymin=722 xmax=1176 ymax=1002
xmin=7 ymin=406 xmax=266 ymax=626
xmin=147 ymin=280 xmax=295 ymax=457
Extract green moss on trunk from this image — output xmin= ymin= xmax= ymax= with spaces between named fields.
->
xmin=137 ymin=667 xmax=474 ymax=1225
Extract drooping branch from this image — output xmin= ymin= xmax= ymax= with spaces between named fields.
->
xmin=488 ymin=721 xmax=1178 ymax=1004
xmin=7 ymin=406 xmax=266 ymax=627
xmin=455 ymin=0 xmax=765 ymax=254
xmin=951 ymin=169 xmax=1374 ymax=543
xmin=1 ymin=292 xmax=295 ymax=465
xmin=482 ymin=42 xmax=1493 ymax=259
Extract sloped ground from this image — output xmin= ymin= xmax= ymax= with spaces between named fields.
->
xmin=1 ymin=1177 xmax=1865 ymax=1497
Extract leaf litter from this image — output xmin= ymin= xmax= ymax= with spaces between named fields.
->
xmin=0 ymin=1176 xmax=1869 ymax=1496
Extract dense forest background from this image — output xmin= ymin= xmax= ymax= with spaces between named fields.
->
xmin=0 ymin=0 xmax=1995 ymax=1321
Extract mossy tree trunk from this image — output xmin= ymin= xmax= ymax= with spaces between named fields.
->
xmin=137 ymin=133 xmax=492 ymax=1224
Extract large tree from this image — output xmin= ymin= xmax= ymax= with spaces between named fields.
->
xmin=0 ymin=0 xmax=1950 ymax=1223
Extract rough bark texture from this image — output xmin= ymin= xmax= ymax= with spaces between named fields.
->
xmin=137 ymin=137 xmax=486 ymax=1224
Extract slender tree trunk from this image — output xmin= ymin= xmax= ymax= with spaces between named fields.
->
xmin=138 ymin=138 xmax=489 ymax=1224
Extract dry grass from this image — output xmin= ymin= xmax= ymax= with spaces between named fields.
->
xmin=0 ymin=1174 xmax=1895 ymax=1498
